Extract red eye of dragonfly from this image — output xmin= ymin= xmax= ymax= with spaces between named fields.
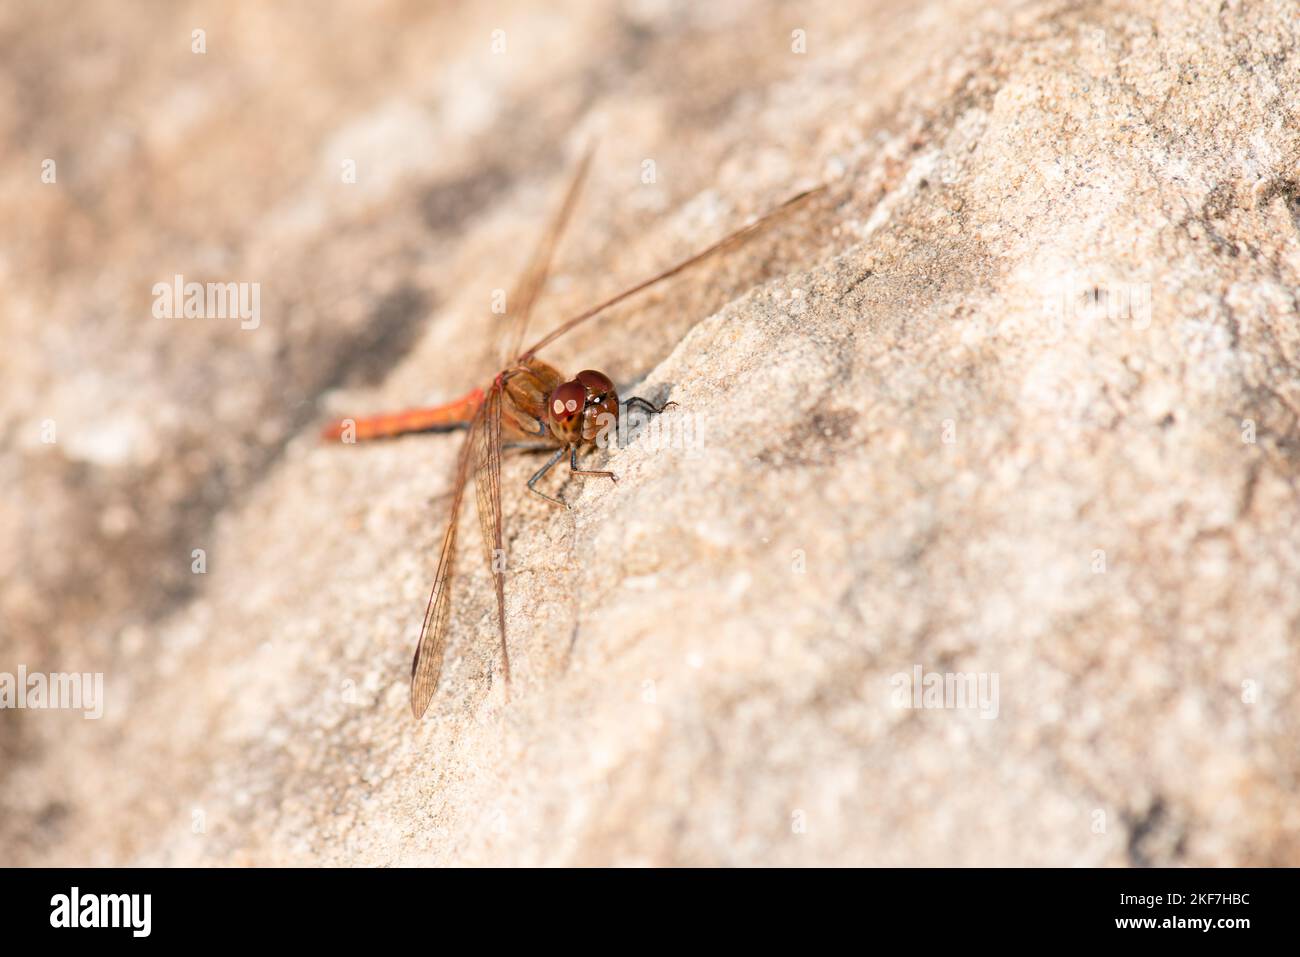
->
xmin=575 ymin=369 xmax=615 ymax=400
xmin=548 ymin=380 xmax=586 ymax=421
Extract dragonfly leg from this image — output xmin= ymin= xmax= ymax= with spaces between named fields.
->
xmin=527 ymin=446 xmax=570 ymax=509
xmin=624 ymin=395 xmax=677 ymax=416
xmin=504 ymin=440 xmax=560 ymax=452
xmin=619 ymin=395 xmax=678 ymax=448
xmin=569 ymin=446 xmax=618 ymax=484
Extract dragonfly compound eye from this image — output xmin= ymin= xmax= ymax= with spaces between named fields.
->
xmin=575 ymin=369 xmax=615 ymax=401
xmin=548 ymin=380 xmax=586 ymax=422
xmin=546 ymin=380 xmax=589 ymax=445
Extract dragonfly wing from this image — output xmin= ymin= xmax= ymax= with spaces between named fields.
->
xmin=409 ymin=403 xmax=485 ymax=719
xmin=499 ymin=145 xmax=595 ymax=365
xmin=518 ymin=183 xmax=826 ymax=360
xmin=473 ymin=381 xmax=510 ymax=685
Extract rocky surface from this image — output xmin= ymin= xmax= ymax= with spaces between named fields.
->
xmin=2 ymin=0 xmax=1299 ymax=865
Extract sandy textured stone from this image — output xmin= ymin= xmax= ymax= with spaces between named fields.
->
xmin=2 ymin=0 xmax=1299 ymax=865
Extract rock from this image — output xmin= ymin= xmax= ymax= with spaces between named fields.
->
xmin=2 ymin=0 xmax=1299 ymax=865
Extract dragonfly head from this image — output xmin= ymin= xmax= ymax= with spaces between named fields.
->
xmin=546 ymin=370 xmax=619 ymax=446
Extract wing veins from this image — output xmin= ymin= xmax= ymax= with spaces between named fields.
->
xmin=409 ymin=403 xmax=486 ymax=718
xmin=501 ymin=145 xmax=595 ymax=365
xmin=517 ymin=183 xmax=826 ymax=361
xmin=473 ymin=383 xmax=509 ymax=687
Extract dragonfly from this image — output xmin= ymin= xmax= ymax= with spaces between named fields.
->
xmin=322 ymin=149 xmax=822 ymax=718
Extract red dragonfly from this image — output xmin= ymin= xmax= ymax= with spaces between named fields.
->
xmin=323 ymin=150 xmax=821 ymax=718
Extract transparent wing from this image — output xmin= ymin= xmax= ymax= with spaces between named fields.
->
xmin=409 ymin=402 xmax=486 ymax=718
xmin=498 ymin=145 xmax=595 ymax=366
xmin=473 ymin=381 xmax=510 ymax=686
xmin=518 ymin=183 xmax=826 ymax=361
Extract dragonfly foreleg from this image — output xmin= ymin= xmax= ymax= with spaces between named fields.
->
xmin=623 ymin=395 xmax=677 ymax=417
xmin=619 ymin=395 xmax=678 ymax=447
